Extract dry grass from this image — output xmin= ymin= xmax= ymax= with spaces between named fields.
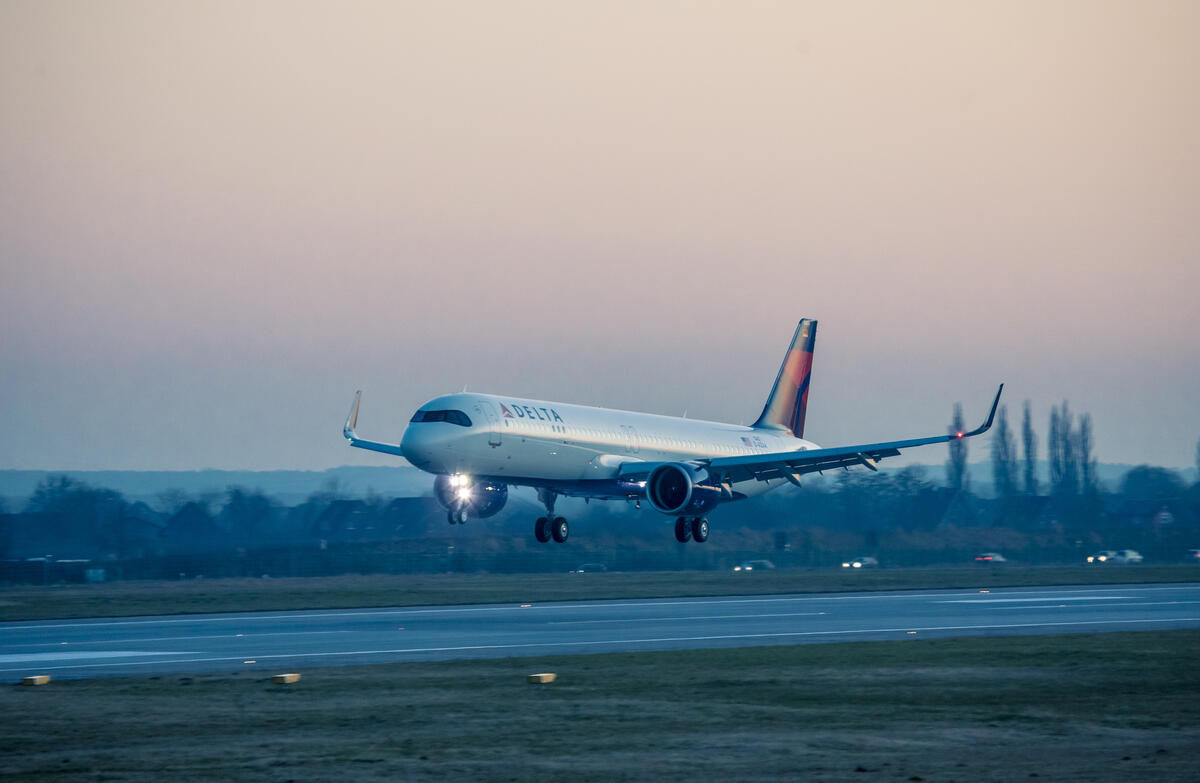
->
xmin=2 ymin=630 xmax=1197 ymax=781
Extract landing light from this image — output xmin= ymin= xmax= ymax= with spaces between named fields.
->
xmin=456 ymin=486 xmax=473 ymax=501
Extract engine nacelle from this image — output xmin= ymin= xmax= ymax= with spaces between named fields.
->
xmin=645 ymin=463 xmax=724 ymax=516
xmin=433 ymin=474 xmax=508 ymax=519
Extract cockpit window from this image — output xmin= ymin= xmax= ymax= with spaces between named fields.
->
xmin=410 ymin=409 xmax=472 ymax=427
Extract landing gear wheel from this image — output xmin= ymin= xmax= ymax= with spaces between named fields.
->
xmin=551 ymin=516 xmax=569 ymax=543
xmin=448 ymin=509 xmax=466 ymax=525
xmin=691 ymin=517 xmax=709 ymax=543
xmin=534 ymin=516 xmax=551 ymax=543
xmin=674 ymin=518 xmax=692 ymax=543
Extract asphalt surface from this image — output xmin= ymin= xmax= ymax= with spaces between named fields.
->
xmin=2 ymin=582 xmax=1198 ymax=679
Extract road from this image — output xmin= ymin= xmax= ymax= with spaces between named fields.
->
xmin=2 ymin=582 xmax=1198 ymax=679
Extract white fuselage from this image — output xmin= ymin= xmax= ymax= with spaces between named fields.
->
xmin=399 ymin=392 xmax=819 ymax=490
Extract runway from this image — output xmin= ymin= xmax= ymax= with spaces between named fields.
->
xmin=3 ymin=582 xmax=1198 ymax=679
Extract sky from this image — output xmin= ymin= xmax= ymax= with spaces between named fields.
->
xmin=2 ymin=0 xmax=1198 ymax=472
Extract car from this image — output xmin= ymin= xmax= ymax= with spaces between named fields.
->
xmin=569 ymin=563 xmax=608 ymax=573
xmin=974 ymin=552 xmax=1007 ymax=564
xmin=1186 ymin=549 xmax=1200 ymax=564
xmin=733 ymin=559 xmax=776 ymax=572
xmin=841 ymin=556 xmax=879 ymax=569
xmin=1087 ymin=549 xmax=1143 ymax=564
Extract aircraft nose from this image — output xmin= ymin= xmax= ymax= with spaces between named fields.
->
xmin=400 ymin=425 xmax=433 ymax=468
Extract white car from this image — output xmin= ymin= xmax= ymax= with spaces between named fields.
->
xmin=733 ymin=560 xmax=776 ymax=572
xmin=1088 ymin=549 xmax=1143 ymax=564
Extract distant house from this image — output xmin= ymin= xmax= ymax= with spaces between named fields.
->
xmin=383 ymin=497 xmax=444 ymax=537
xmin=161 ymin=502 xmax=231 ymax=554
xmin=1113 ymin=498 xmax=1178 ymax=527
xmin=112 ymin=514 xmax=166 ymax=559
xmin=312 ymin=499 xmax=372 ymax=541
xmin=312 ymin=497 xmax=443 ymax=542
xmin=3 ymin=512 xmax=95 ymax=560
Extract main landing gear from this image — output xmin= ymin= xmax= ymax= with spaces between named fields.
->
xmin=447 ymin=508 xmax=468 ymax=525
xmin=534 ymin=489 xmax=569 ymax=543
xmin=674 ymin=517 xmax=709 ymax=543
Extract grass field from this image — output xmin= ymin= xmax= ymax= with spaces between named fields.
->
xmin=1 ymin=565 xmax=1198 ymax=622
xmin=1 ymin=630 xmax=1197 ymax=781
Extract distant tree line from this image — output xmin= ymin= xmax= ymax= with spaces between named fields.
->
xmin=1 ymin=421 xmax=1198 ymax=583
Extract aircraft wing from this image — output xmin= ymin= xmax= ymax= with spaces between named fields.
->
xmin=699 ymin=384 xmax=1003 ymax=485
xmin=342 ymin=391 xmax=407 ymax=457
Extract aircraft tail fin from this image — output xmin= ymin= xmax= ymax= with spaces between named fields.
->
xmin=752 ymin=319 xmax=817 ymax=438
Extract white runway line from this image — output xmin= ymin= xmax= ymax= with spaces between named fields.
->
xmin=5 ymin=585 xmax=1196 ymax=632
xmin=2 ymin=616 xmax=1196 ymax=674
xmin=0 ymin=650 xmax=199 ymax=664
xmin=940 ymin=595 xmax=1132 ymax=603
xmin=550 ymin=611 xmax=826 ymax=625
xmin=3 ymin=630 xmax=355 ymax=648
xmin=981 ymin=600 xmax=1200 ymax=611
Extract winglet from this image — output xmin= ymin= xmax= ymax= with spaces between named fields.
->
xmin=340 ymin=390 xmax=408 ymax=457
xmin=344 ymin=391 xmax=362 ymax=441
xmin=963 ymin=384 xmax=1004 ymax=438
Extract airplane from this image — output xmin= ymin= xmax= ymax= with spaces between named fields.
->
xmin=344 ymin=319 xmax=1002 ymax=544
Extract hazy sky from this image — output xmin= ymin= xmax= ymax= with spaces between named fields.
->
xmin=2 ymin=0 xmax=1198 ymax=471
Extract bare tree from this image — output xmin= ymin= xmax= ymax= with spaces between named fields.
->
xmin=1048 ymin=405 xmax=1063 ymax=494
xmin=990 ymin=405 xmax=1018 ymax=499
xmin=1078 ymin=413 xmax=1097 ymax=495
xmin=1022 ymin=401 xmax=1038 ymax=495
xmin=1049 ymin=401 xmax=1080 ymax=498
xmin=1060 ymin=401 xmax=1078 ymax=497
xmin=947 ymin=403 xmax=968 ymax=492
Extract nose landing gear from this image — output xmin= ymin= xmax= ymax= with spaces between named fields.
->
xmin=533 ymin=489 xmax=569 ymax=543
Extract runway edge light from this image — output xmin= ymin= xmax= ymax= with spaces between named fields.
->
xmin=272 ymin=673 xmax=301 ymax=685
xmin=527 ymin=673 xmax=556 ymax=684
xmin=22 ymin=675 xmax=51 ymax=686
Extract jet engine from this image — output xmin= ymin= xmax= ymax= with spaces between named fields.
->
xmin=645 ymin=463 xmax=724 ymax=516
xmin=433 ymin=474 xmax=509 ymax=518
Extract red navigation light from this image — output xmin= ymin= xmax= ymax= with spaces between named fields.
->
xmin=956 ymin=432 xmax=964 ymax=438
